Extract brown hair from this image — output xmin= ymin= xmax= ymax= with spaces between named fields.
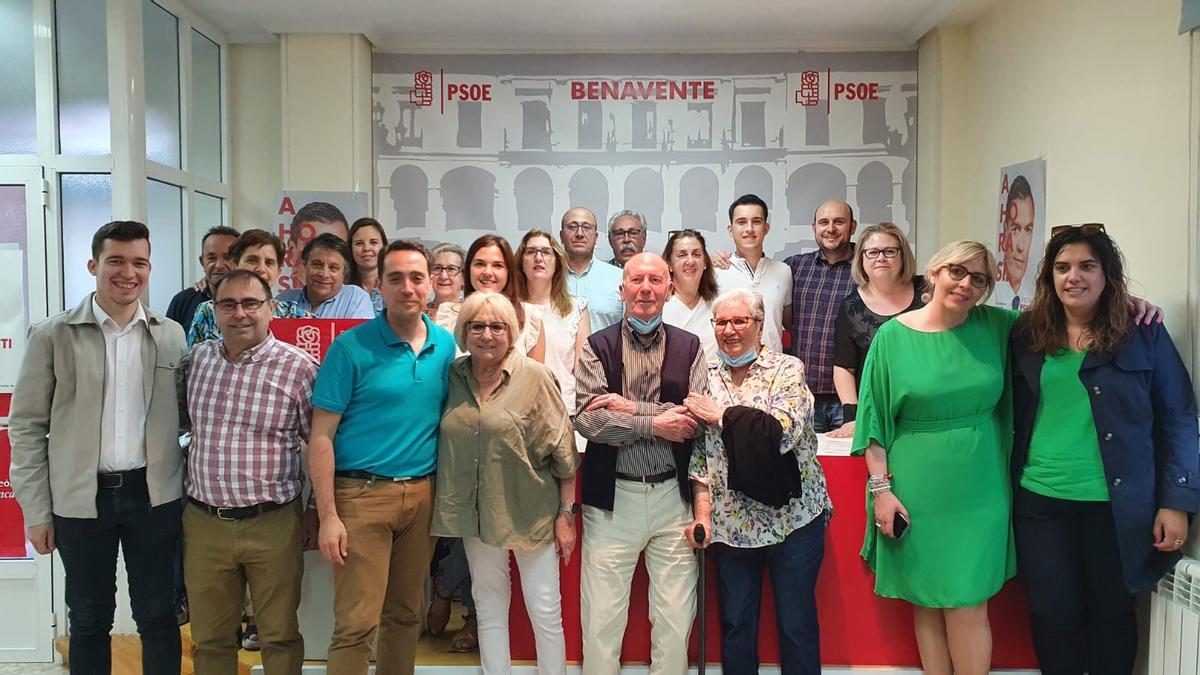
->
xmin=513 ymin=229 xmax=573 ymax=317
xmin=1017 ymin=227 xmax=1130 ymax=354
xmin=661 ymin=229 xmax=718 ymax=302
xmin=851 ymin=223 xmax=916 ymax=287
xmin=347 ymin=217 xmax=389 ymax=286
xmin=464 ymin=234 xmax=525 ymax=327
xmin=229 ymin=229 xmax=285 ymax=265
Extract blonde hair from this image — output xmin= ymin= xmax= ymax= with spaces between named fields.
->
xmin=454 ymin=291 xmax=521 ymax=353
xmin=851 ymin=223 xmax=917 ymax=287
xmin=923 ymin=240 xmax=999 ymax=305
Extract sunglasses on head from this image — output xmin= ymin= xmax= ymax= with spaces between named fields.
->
xmin=667 ymin=229 xmax=704 ymax=240
xmin=1050 ymin=222 xmax=1106 ymax=238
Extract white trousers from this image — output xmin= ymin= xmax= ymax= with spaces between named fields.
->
xmin=463 ymin=537 xmax=566 ymax=675
xmin=580 ymin=478 xmax=698 ymax=675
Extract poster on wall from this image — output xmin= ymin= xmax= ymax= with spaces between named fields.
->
xmin=993 ymin=158 xmax=1046 ymax=311
xmin=276 ymin=191 xmax=369 ymax=292
xmin=0 ymin=248 xmax=26 ymax=394
xmin=371 ymin=52 xmax=918 ymax=260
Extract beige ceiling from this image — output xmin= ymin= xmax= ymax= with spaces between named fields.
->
xmin=184 ymin=0 xmax=993 ymax=50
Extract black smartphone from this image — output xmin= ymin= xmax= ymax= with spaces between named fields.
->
xmin=893 ymin=512 xmax=910 ymax=539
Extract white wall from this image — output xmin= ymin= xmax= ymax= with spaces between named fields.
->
xmin=919 ymin=0 xmax=1196 ymax=353
xmin=229 ymin=43 xmax=282 ymax=230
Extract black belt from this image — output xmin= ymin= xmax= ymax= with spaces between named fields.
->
xmin=97 ymin=467 xmax=146 ymax=490
xmin=335 ymin=470 xmax=433 ymax=484
xmin=189 ymin=497 xmax=291 ymax=521
xmin=615 ymin=470 xmax=676 ymax=484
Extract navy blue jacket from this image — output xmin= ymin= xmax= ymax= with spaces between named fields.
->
xmin=1011 ymin=320 xmax=1200 ymax=593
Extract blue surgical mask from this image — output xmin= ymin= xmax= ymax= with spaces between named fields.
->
xmin=627 ymin=314 xmax=662 ymax=335
xmin=718 ymin=347 xmax=758 ymax=368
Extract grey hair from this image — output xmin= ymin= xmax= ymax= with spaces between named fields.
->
xmin=607 ymin=210 xmax=647 ymax=232
xmin=712 ymin=288 xmax=765 ymax=322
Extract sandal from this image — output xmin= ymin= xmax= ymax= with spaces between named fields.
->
xmin=448 ymin=613 xmax=478 ymax=653
xmin=426 ymin=577 xmax=452 ymax=635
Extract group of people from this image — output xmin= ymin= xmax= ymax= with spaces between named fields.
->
xmin=7 ymin=192 xmax=1198 ymax=675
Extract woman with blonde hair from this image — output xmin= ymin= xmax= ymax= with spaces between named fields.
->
xmin=514 ymin=229 xmax=591 ymax=414
xmin=828 ymin=223 xmax=923 ymax=439
xmin=433 ymin=291 xmax=579 ymax=675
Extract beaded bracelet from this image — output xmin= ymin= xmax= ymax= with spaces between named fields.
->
xmin=867 ymin=473 xmax=893 ymax=495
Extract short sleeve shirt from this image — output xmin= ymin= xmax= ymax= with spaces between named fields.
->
xmin=312 ymin=312 xmax=455 ymax=477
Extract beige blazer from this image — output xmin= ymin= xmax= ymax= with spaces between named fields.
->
xmin=8 ymin=294 xmax=188 ymax=526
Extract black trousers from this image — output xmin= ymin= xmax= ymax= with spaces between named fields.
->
xmin=1013 ymin=487 xmax=1137 ymax=675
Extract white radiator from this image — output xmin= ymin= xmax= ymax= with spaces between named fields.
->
xmin=1151 ymin=558 xmax=1200 ymax=675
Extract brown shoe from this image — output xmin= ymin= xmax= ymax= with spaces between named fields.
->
xmin=426 ymin=577 xmax=452 ymax=635
xmin=448 ymin=613 xmax=478 ymax=653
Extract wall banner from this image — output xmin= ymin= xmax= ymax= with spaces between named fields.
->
xmin=993 ymin=158 xmax=1047 ymax=311
xmin=372 ymin=52 xmax=917 ymax=260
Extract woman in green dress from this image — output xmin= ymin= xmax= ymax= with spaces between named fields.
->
xmin=852 ymin=240 xmax=1017 ymax=675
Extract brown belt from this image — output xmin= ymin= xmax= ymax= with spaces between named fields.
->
xmin=615 ymin=470 xmax=676 ymax=484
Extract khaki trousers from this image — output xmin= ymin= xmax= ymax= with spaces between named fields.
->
xmin=183 ymin=498 xmax=304 ymax=675
xmin=580 ymin=478 xmax=698 ymax=675
xmin=326 ymin=476 xmax=436 ymax=675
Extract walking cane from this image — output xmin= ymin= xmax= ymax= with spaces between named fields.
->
xmin=694 ymin=523 xmax=707 ymax=675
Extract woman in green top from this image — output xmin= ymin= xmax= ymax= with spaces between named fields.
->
xmin=1010 ymin=226 xmax=1198 ymax=675
xmin=853 ymin=240 xmax=1018 ymax=675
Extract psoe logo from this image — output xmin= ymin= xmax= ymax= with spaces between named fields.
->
xmin=795 ymin=69 xmax=881 ymax=110
xmin=411 ymin=70 xmax=434 ymax=107
xmin=795 ymin=70 xmax=820 ymax=107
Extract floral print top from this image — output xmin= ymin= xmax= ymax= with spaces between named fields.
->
xmin=187 ymin=298 xmax=314 ymax=346
xmin=688 ymin=347 xmax=833 ymax=547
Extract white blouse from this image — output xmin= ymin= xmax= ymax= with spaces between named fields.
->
xmin=663 ymin=294 xmax=718 ymax=363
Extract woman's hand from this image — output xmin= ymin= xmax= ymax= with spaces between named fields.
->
xmin=684 ymin=512 xmax=713 ymax=549
xmin=684 ymin=393 xmax=724 ymax=427
xmin=1128 ymin=296 xmax=1164 ymax=325
xmin=872 ymin=491 xmax=909 ymax=539
xmin=1153 ymin=508 xmax=1189 ymax=552
xmin=555 ymin=513 xmax=577 ymax=564
xmin=827 ymin=420 xmax=856 ymax=439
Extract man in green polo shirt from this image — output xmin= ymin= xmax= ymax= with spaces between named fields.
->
xmin=310 ymin=240 xmax=456 ymax=675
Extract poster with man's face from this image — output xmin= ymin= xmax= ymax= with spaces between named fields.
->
xmin=993 ymin=159 xmax=1046 ymax=311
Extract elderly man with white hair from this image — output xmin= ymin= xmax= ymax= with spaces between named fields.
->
xmin=606 ymin=210 xmax=648 ymax=268
xmin=683 ymin=287 xmax=832 ymax=675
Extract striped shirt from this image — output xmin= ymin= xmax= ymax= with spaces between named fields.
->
xmin=785 ymin=247 xmax=856 ymax=395
xmin=181 ymin=334 xmax=318 ymax=507
xmin=574 ymin=319 xmax=709 ymax=476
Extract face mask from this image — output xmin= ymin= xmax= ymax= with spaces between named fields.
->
xmin=718 ymin=347 xmax=758 ymax=368
xmin=627 ymin=314 xmax=662 ymax=335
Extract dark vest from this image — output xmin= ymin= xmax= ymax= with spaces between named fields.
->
xmin=580 ymin=322 xmax=700 ymax=511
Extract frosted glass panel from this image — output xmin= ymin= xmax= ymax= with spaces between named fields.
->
xmin=60 ymin=174 xmax=114 ymax=308
xmin=143 ymin=0 xmax=180 ymax=167
xmin=146 ymin=179 xmax=183 ymax=313
xmin=0 ymin=0 xmax=37 ymax=154
xmin=55 ymin=0 xmax=110 ymax=155
xmin=190 ymin=30 xmax=221 ymax=181
xmin=194 ymin=192 xmax=223 ymax=230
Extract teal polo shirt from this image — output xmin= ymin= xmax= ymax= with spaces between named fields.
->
xmin=313 ymin=312 xmax=455 ymax=477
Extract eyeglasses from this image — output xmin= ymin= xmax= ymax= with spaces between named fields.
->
xmin=522 ymin=247 xmax=554 ymax=260
xmin=466 ymin=321 xmax=508 ymax=336
xmin=431 ymin=264 xmax=462 ymax=277
xmin=610 ymin=228 xmax=644 ymax=240
xmin=944 ymin=264 xmax=989 ymax=289
xmin=711 ymin=317 xmax=760 ymax=330
xmin=863 ymin=247 xmax=900 ymax=260
xmin=563 ymin=222 xmax=597 ymax=234
xmin=1050 ymin=222 xmax=1106 ymax=238
xmin=215 ymin=298 xmax=267 ymax=313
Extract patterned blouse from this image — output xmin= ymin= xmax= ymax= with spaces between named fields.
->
xmin=187 ymin=298 xmax=314 ymax=346
xmin=688 ymin=347 xmax=833 ymax=548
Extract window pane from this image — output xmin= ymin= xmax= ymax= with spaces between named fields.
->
xmin=146 ymin=179 xmax=182 ymax=313
xmin=55 ymin=0 xmax=110 ymax=155
xmin=60 ymin=174 xmax=113 ymax=308
xmin=0 ymin=0 xmax=37 ymax=154
xmin=143 ymin=0 xmax=180 ymax=167
xmin=194 ymin=192 xmax=222 ymax=230
xmin=190 ymin=30 xmax=221 ymax=181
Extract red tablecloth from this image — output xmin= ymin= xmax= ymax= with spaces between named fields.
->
xmin=505 ymin=455 xmax=1037 ymax=667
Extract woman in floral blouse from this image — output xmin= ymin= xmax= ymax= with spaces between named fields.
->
xmin=685 ymin=287 xmax=832 ymax=675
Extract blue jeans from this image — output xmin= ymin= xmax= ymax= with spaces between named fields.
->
xmin=54 ymin=472 xmax=183 ymax=675
xmin=811 ymin=394 xmax=844 ymax=434
xmin=715 ymin=516 xmax=826 ymax=675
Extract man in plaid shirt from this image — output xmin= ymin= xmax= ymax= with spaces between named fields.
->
xmin=784 ymin=200 xmax=857 ymax=432
xmin=178 ymin=268 xmax=319 ymax=674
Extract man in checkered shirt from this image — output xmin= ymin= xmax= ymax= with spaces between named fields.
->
xmin=177 ymin=268 xmax=319 ymax=673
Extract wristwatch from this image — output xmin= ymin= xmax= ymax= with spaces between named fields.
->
xmin=559 ymin=502 xmax=580 ymax=515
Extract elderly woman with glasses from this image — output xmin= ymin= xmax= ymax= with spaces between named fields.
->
xmin=828 ymin=223 xmax=924 ymax=439
xmin=432 ymin=291 xmax=579 ymax=675
xmin=426 ymin=242 xmax=466 ymax=318
xmin=683 ymin=288 xmax=831 ymax=675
